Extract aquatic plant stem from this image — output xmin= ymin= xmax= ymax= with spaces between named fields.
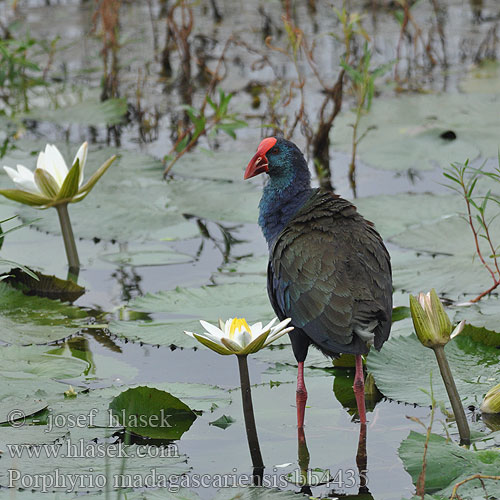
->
xmin=236 ymin=354 xmax=264 ymax=471
xmin=56 ymin=203 xmax=80 ymax=274
xmin=432 ymin=345 xmax=470 ymax=445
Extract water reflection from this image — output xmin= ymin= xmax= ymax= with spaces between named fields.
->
xmin=293 ymin=423 xmax=373 ymax=499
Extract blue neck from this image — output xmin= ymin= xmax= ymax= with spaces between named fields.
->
xmin=258 ymin=171 xmax=313 ymax=247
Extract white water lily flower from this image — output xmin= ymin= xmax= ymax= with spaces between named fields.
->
xmin=1 ymin=142 xmax=115 ymax=208
xmin=185 ymin=317 xmax=294 ymax=355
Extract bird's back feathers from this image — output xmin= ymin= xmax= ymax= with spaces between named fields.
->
xmin=267 ymin=189 xmax=392 ymax=359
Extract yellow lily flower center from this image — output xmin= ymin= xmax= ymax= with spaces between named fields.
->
xmin=229 ymin=318 xmax=251 ymax=339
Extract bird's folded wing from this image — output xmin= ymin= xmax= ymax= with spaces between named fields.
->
xmin=268 ymin=190 xmax=392 ymax=353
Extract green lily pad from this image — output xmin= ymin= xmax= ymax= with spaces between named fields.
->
xmin=253 ymin=343 xmax=333 ymax=369
xmin=0 ymin=397 xmax=48 ymax=425
xmin=2 ymin=267 xmax=85 ymax=302
xmin=212 ymin=487 xmax=311 ymax=499
xmin=0 ymin=437 xmax=188 ymax=491
xmin=399 ymin=431 xmax=500 ymax=497
xmin=0 ymin=344 xmax=89 ymax=403
xmin=44 ymin=381 xmax=230 ymax=439
xmin=110 ymin=283 xmax=275 ymax=348
xmin=453 ymin=298 xmax=500 ymax=335
xmin=367 ymin=333 xmax=500 ymax=408
xmin=99 ymin=247 xmax=193 ymax=267
xmin=460 ymin=61 xmax=500 ymax=94
xmin=355 ymin=193 xmax=464 ymax=240
xmin=392 ymin=214 xmax=500 ymax=257
xmin=333 ymin=92 xmax=499 ymax=171
xmin=46 ymin=337 xmax=140 ymax=385
xmin=391 ymin=249 xmax=493 ymax=299
xmin=174 ymin=148 xmax=252 ymax=181
xmin=214 ymin=255 xmax=269 ymax=284
xmin=109 ymin=386 xmax=197 ymax=440
xmin=0 ymin=344 xmax=88 ymax=380
xmin=0 ymin=281 xmax=87 ymax=345
xmin=209 ymin=414 xmax=236 ymax=429
xmin=1 ymin=142 xmax=263 ymax=243
xmin=391 ymin=209 xmax=500 ymax=298
xmin=21 ymin=97 xmax=127 ymax=126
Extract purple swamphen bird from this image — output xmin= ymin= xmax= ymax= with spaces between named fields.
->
xmin=244 ymin=137 xmax=392 ymax=427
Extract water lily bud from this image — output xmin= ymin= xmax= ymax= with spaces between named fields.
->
xmin=480 ymin=383 xmax=500 ymax=414
xmin=409 ymin=289 xmax=464 ymax=348
xmin=64 ymin=386 xmax=77 ymax=398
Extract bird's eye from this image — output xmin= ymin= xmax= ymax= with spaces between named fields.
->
xmin=269 ymin=147 xmax=279 ymax=154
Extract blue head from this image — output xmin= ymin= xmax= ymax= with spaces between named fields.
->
xmin=244 ymin=137 xmax=313 ymax=245
xmin=244 ymin=136 xmax=311 ymax=190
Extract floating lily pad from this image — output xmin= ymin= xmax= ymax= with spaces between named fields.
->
xmin=391 ymin=211 xmax=500 ymax=298
xmin=174 ymin=148 xmax=252 ymax=181
xmin=99 ymin=247 xmax=193 ymax=267
xmin=109 ymin=386 xmax=197 ymax=440
xmin=110 ymin=283 xmax=275 ymax=348
xmin=253 ymin=343 xmax=333 ymax=369
xmin=46 ymin=337 xmax=140 ymax=386
xmin=21 ymin=97 xmax=127 ymax=126
xmin=355 ymin=193 xmax=463 ymax=240
xmin=44 ymin=382 xmax=230 ymax=439
xmin=214 ymin=255 xmax=269 ymax=284
xmin=0 ymin=344 xmax=89 ymax=402
xmin=453 ymin=298 xmax=500 ymax=335
xmin=0 ymin=397 xmax=48 ymax=425
xmin=0 ymin=281 xmax=87 ymax=344
xmin=460 ymin=61 xmax=500 ymax=94
xmin=392 ymin=214 xmax=500 ymax=257
xmin=2 ymin=142 xmax=263 ymax=243
xmin=2 ymin=267 xmax=85 ymax=302
xmin=212 ymin=487 xmax=311 ymax=499
xmin=367 ymin=333 xmax=500 ymax=408
xmin=209 ymin=414 xmax=236 ymax=429
xmin=333 ymin=92 xmax=499 ymax=171
xmin=391 ymin=250 xmax=493 ymax=299
xmin=399 ymin=431 xmax=500 ymax=497
xmin=0 ymin=437 xmax=188 ymax=491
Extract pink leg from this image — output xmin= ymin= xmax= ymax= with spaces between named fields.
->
xmin=353 ymin=354 xmax=366 ymax=424
xmin=296 ymin=361 xmax=308 ymax=428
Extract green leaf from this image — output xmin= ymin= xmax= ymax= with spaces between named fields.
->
xmin=399 ymin=431 xmax=500 ymax=496
xmin=74 ymin=154 xmax=116 ymax=202
xmin=209 ymin=414 xmax=235 ymax=429
xmin=22 ymin=97 xmax=127 ymax=126
xmin=333 ymin=93 xmax=499 ymax=171
xmin=355 ymin=193 xmax=464 ymax=240
xmin=367 ymin=333 xmax=500 ymax=408
xmin=109 ymin=386 xmax=197 ymax=440
xmin=340 ymin=60 xmax=363 ymax=83
xmin=2 ymin=268 xmax=85 ymax=302
xmin=0 ymin=344 xmax=89 ymax=404
xmin=460 ymin=60 xmax=500 ymax=94
xmin=9 ymin=143 xmax=259 ymax=242
xmin=57 ymin=158 xmax=80 ymax=200
xmin=109 ymin=283 xmax=274 ymax=348
xmin=453 ymin=298 xmax=500 ymax=337
xmin=0 ymin=188 xmax=51 ymax=207
xmin=0 ymin=281 xmax=87 ymax=344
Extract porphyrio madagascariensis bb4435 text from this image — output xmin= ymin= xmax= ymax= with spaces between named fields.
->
xmin=244 ymin=137 xmax=392 ymax=428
